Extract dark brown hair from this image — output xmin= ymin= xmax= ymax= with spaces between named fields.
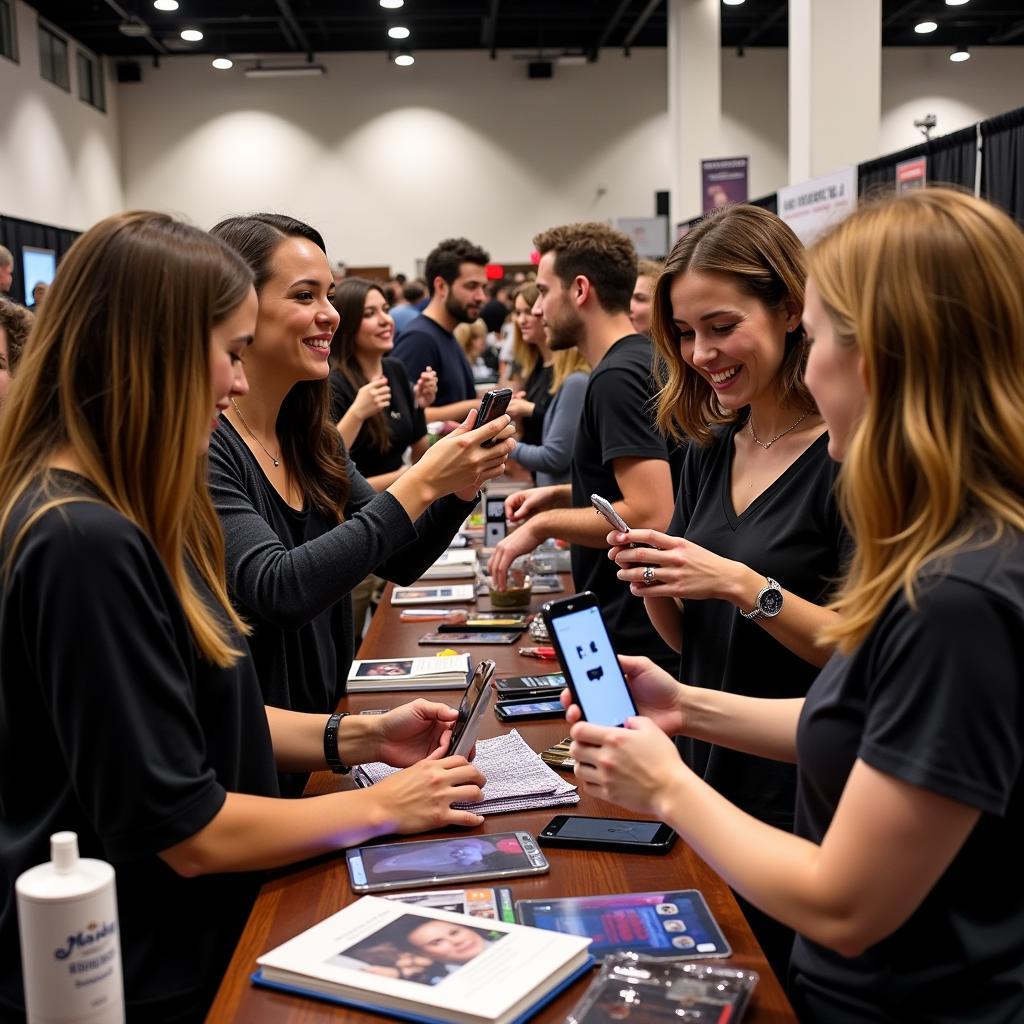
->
xmin=532 ymin=222 xmax=637 ymax=315
xmin=330 ymin=277 xmax=391 ymax=454
xmin=651 ymin=204 xmax=814 ymax=445
xmin=211 ymin=213 xmax=350 ymax=521
xmin=0 ymin=298 xmax=34 ymax=372
xmin=424 ymin=238 xmax=490 ymax=296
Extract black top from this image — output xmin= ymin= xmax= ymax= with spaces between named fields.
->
xmin=670 ymin=422 xmax=845 ymax=829
xmin=480 ymin=298 xmax=510 ymax=334
xmin=328 ymin=358 xmax=428 ymax=480
xmin=208 ymin=419 xmax=475 ymax=793
xmin=521 ymin=362 xmax=554 ymax=448
xmin=791 ymin=533 xmax=1024 ymax=1022
xmin=0 ymin=474 xmax=277 ymax=1023
xmin=393 ymin=314 xmax=475 ymax=407
xmin=570 ymin=334 xmax=683 ymax=672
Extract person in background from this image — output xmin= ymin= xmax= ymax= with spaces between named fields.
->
xmin=488 ymin=222 xmax=681 ymax=672
xmin=0 ymin=211 xmax=488 ymax=1024
xmin=630 ymin=259 xmax=661 ymax=337
xmin=390 ymin=279 xmax=427 ymax=337
xmin=0 ymin=247 xmax=12 ymax=297
xmin=208 ymin=214 xmax=516 ymax=795
xmin=479 ymin=279 xmax=512 ymax=337
xmin=568 ymin=188 xmax=1024 ymax=1023
xmin=393 ymin=238 xmax=489 ymax=423
xmin=26 ymin=282 xmax=47 ymax=312
xmin=506 ymin=281 xmax=554 ymax=448
xmin=454 ymin=318 xmax=498 ymax=383
xmin=0 ymin=298 xmax=33 ymax=403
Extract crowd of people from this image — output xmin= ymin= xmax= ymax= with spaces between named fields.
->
xmin=0 ymin=186 xmax=1021 ymax=1024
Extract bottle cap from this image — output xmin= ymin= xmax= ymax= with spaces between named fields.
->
xmin=51 ymin=831 xmax=79 ymax=874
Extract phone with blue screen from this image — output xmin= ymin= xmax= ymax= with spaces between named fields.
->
xmin=541 ymin=592 xmax=637 ymax=727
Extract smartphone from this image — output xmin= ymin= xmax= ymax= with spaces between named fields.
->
xmin=590 ymin=493 xmax=652 ymax=549
xmin=418 ymin=631 xmax=520 ymax=645
xmin=496 ymin=673 xmax=565 ymax=698
xmin=444 ymin=659 xmax=495 ymax=758
xmin=538 ymin=815 xmax=677 ymax=855
xmin=438 ymin=614 xmax=529 ymax=634
xmin=477 ymin=387 xmax=513 ymax=447
xmin=541 ymin=591 xmax=638 ymax=727
xmin=346 ymin=830 xmax=549 ymax=893
xmin=494 ymin=697 xmax=565 ymax=722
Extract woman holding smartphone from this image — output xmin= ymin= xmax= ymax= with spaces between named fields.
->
xmin=209 ymin=216 xmax=515 ymax=793
xmin=0 ymin=212 xmax=487 ymax=1023
xmin=569 ymin=189 xmax=1024 ymax=1022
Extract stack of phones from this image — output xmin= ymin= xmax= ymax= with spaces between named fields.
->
xmin=494 ymin=672 xmax=566 ymax=723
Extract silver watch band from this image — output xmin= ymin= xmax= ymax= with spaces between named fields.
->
xmin=740 ymin=577 xmax=782 ymax=620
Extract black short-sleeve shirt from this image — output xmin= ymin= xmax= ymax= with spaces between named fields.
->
xmin=570 ymin=334 xmax=682 ymax=670
xmin=670 ymin=423 xmax=845 ymax=829
xmin=329 ymin=358 xmax=428 ymax=479
xmin=790 ymin=535 xmax=1024 ymax=1022
xmin=0 ymin=475 xmax=277 ymax=1023
xmin=521 ymin=363 xmax=554 ymax=448
xmin=393 ymin=314 xmax=475 ymax=407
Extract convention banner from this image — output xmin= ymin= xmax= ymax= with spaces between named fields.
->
xmin=896 ymin=155 xmax=928 ymax=193
xmin=701 ymin=157 xmax=749 ymax=212
xmin=778 ymin=165 xmax=857 ymax=244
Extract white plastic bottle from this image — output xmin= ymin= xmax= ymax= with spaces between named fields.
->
xmin=15 ymin=832 xmax=124 ymax=1024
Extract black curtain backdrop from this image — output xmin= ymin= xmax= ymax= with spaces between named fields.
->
xmin=858 ymin=124 xmax=978 ymax=200
xmin=0 ymin=215 xmax=81 ymax=305
xmin=980 ymin=105 xmax=1024 ymax=227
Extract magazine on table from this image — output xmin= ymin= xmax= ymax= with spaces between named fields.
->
xmin=253 ymin=895 xmax=593 ymax=1024
xmin=347 ymin=654 xmax=472 ymax=692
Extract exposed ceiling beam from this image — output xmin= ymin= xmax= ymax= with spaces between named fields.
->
xmin=591 ymin=0 xmax=632 ymax=60
xmin=275 ymin=0 xmax=313 ymax=60
xmin=101 ymin=0 xmax=167 ymax=54
xmin=481 ymin=0 xmax=500 ymax=58
xmin=883 ymin=0 xmax=922 ymax=28
xmin=989 ymin=17 xmax=1024 ymax=43
xmin=623 ymin=0 xmax=662 ymax=53
xmin=742 ymin=4 xmax=786 ymax=48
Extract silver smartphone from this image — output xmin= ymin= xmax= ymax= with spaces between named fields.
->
xmin=591 ymin=494 xmax=653 ymax=549
xmin=448 ymin=659 xmax=496 ymax=758
xmin=346 ymin=831 xmax=550 ymax=893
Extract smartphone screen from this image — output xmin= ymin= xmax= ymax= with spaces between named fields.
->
xmin=546 ymin=603 xmax=636 ymax=726
xmin=447 ymin=660 xmax=494 ymax=756
xmin=495 ymin=698 xmax=564 ymax=719
xmin=551 ymin=817 xmax=664 ymax=843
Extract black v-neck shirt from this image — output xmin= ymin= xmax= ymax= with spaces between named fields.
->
xmin=669 ymin=422 xmax=846 ymax=829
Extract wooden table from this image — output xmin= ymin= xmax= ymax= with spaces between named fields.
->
xmin=207 ymin=576 xmax=797 ymax=1023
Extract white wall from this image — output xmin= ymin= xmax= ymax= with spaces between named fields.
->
xmin=0 ymin=0 xmax=123 ymax=229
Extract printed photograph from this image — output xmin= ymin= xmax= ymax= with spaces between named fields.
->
xmin=356 ymin=660 xmax=413 ymax=678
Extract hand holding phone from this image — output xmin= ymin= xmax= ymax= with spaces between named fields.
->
xmin=447 ymin=659 xmax=496 ymax=758
xmin=591 ymin=494 xmax=653 ymax=549
xmin=477 ymin=387 xmax=513 ymax=448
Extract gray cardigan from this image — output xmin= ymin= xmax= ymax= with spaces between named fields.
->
xmin=508 ymin=371 xmax=588 ymax=486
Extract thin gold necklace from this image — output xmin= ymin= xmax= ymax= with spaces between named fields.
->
xmin=748 ymin=411 xmax=809 ymax=450
xmin=230 ymin=398 xmax=281 ymax=467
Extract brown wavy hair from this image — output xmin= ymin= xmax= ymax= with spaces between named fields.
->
xmin=811 ymin=188 xmax=1024 ymax=653
xmin=211 ymin=214 xmax=350 ymax=521
xmin=0 ymin=212 xmax=252 ymax=666
xmin=330 ymin=277 xmax=392 ymax=454
xmin=651 ymin=205 xmax=815 ymax=445
xmin=0 ymin=299 xmax=34 ymax=373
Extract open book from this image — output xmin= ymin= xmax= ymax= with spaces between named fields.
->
xmin=253 ymin=895 xmax=593 ymax=1024
xmin=347 ymin=654 xmax=471 ymax=692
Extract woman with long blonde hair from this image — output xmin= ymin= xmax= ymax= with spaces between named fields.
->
xmin=507 ymin=280 xmax=554 ymax=447
xmin=0 ymin=212 xmax=486 ymax=1023
xmin=566 ymin=188 xmax=1024 ymax=1022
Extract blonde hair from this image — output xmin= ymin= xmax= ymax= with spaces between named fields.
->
xmin=550 ymin=348 xmax=589 ymax=394
xmin=510 ymin=281 xmax=540 ymax=382
xmin=454 ymin=318 xmax=487 ymax=359
xmin=0 ymin=211 xmax=253 ymax=667
xmin=651 ymin=205 xmax=814 ymax=445
xmin=810 ymin=188 xmax=1024 ymax=653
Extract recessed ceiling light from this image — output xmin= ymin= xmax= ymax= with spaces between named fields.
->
xmin=914 ymin=20 xmax=938 ymax=33
xmin=945 ymin=0 xmax=969 ymax=6
xmin=388 ymin=26 xmax=410 ymax=40
xmin=950 ymin=46 xmax=970 ymax=61
xmin=394 ymin=52 xmax=414 ymax=67
xmin=723 ymin=0 xmax=746 ymax=5
xmin=180 ymin=28 xmax=203 ymax=42
xmin=211 ymin=57 xmax=233 ymax=70
xmin=153 ymin=0 xmax=178 ymax=10
xmin=380 ymin=0 xmax=404 ymax=8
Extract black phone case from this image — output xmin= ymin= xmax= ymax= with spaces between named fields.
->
xmin=538 ymin=817 xmax=677 ymax=855
xmin=478 ymin=388 xmax=513 ymax=447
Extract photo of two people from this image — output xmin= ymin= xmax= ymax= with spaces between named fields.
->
xmin=326 ymin=914 xmax=506 ymax=986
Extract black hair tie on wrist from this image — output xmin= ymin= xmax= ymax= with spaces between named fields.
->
xmin=324 ymin=712 xmax=352 ymax=774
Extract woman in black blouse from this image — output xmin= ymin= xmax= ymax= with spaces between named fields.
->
xmin=0 ymin=212 xmax=487 ymax=1024
xmin=569 ymin=189 xmax=1024 ymax=1023
xmin=208 ymin=215 xmax=515 ymax=794
xmin=330 ymin=277 xmax=436 ymax=490
xmin=507 ymin=281 xmax=554 ymax=448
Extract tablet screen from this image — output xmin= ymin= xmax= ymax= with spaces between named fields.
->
xmin=515 ymin=890 xmax=730 ymax=959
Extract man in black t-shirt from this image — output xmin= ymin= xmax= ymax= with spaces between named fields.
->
xmin=488 ymin=223 xmax=680 ymax=670
xmin=394 ymin=237 xmax=489 ymax=422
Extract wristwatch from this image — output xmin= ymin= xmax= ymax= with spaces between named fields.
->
xmin=324 ymin=712 xmax=352 ymax=774
xmin=740 ymin=577 xmax=784 ymax=621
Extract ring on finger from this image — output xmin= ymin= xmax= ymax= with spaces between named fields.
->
xmin=642 ymin=565 xmax=656 ymax=586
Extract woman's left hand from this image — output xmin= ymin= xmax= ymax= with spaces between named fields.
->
xmin=569 ymin=716 xmax=688 ymax=816
xmin=372 ymin=699 xmax=459 ymax=766
xmin=414 ymin=367 xmax=438 ymax=409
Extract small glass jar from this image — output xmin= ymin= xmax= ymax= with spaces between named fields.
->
xmin=489 ymin=567 xmax=533 ymax=608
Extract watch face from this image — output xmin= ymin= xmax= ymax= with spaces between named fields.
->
xmin=759 ymin=588 xmax=784 ymax=617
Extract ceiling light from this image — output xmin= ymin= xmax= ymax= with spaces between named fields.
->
xmin=379 ymin=0 xmax=404 ymax=8
xmin=914 ymin=20 xmax=937 ymax=33
xmin=153 ymin=0 xmax=178 ymax=10
xmin=945 ymin=0 xmax=970 ymax=5
xmin=394 ymin=52 xmax=415 ymax=67
xmin=950 ymin=46 xmax=970 ymax=61
xmin=244 ymin=64 xmax=326 ymax=78
xmin=388 ymin=26 xmax=410 ymax=40
xmin=722 ymin=0 xmax=746 ymax=5
xmin=211 ymin=57 xmax=233 ymax=70
xmin=180 ymin=28 xmax=203 ymax=42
